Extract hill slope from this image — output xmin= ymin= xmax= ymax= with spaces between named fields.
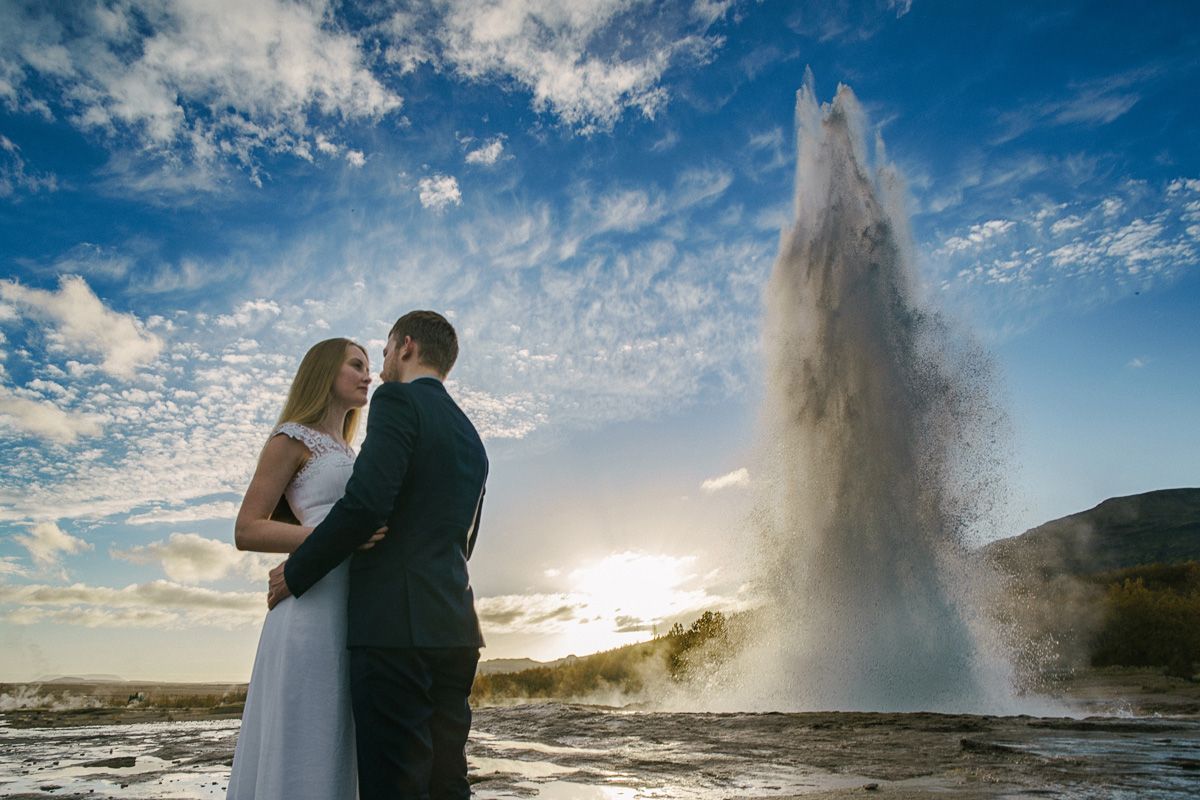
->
xmin=984 ymin=488 xmax=1200 ymax=577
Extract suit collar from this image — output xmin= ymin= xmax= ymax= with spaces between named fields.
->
xmin=411 ymin=376 xmax=446 ymax=391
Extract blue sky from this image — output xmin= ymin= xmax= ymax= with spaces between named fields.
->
xmin=0 ymin=0 xmax=1197 ymax=681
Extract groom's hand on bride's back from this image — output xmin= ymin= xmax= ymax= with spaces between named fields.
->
xmin=265 ymin=525 xmax=388 ymax=609
xmin=356 ymin=525 xmax=387 ymax=551
xmin=267 ymin=562 xmax=290 ymax=609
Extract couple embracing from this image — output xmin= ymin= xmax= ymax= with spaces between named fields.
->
xmin=226 ymin=310 xmax=488 ymax=800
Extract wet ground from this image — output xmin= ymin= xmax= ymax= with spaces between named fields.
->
xmin=3 ymin=702 xmax=1199 ymax=799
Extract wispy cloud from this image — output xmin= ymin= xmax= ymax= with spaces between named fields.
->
xmin=994 ymin=69 xmax=1154 ymax=144
xmin=700 ymin=467 xmax=750 ymax=493
xmin=125 ymin=501 xmax=240 ymax=526
xmin=787 ymin=0 xmax=912 ymax=43
xmin=588 ymin=188 xmax=666 ymax=233
xmin=673 ymin=166 xmax=734 ymax=210
xmin=0 ymin=134 xmax=57 ymax=198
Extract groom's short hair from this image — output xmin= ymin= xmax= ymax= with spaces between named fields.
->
xmin=391 ymin=310 xmax=458 ymax=375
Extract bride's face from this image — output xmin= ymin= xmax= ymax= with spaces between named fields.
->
xmin=331 ymin=344 xmax=371 ymax=407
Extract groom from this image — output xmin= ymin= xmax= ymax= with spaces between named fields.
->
xmin=268 ymin=310 xmax=488 ymax=800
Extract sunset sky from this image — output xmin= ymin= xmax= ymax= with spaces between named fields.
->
xmin=1 ymin=0 xmax=1197 ymax=682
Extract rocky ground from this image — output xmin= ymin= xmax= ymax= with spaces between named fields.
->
xmin=2 ymin=668 xmax=1198 ymax=799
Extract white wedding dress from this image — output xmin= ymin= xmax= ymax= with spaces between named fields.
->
xmin=227 ymin=423 xmax=358 ymax=800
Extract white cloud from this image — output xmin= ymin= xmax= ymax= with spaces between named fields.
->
xmin=936 ymin=177 xmax=1199 ymax=332
xmin=112 ymin=532 xmax=276 ymax=584
xmin=0 ymin=579 xmax=262 ymax=629
xmin=215 ymin=299 xmax=283 ymax=329
xmin=0 ymin=0 xmax=400 ymax=188
xmin=1105 ymin=218 xmax=1164 ymax=261
xmin=1126 ymin=357 xmax=1146 ymax=369
xmin=465 ymin=137 xmax=506 ymax=165
xmin=1167 ymin=178 xmax=1200 ymax=194
xmin=700 ymin=467 xmax=750 ymax=493
xmin=940 ymin=219 xmax=1015 ymax=253
xmin=0 ymin=275 xmax=162 ymax=378
xmin=417 ymin=174 xmax=462 ymax=209
xmin=125 ymin=501 xmax=240 ymax=526
xmin=452 ymin=385 xmax=548 ymax=440
xmin=1100 ymin=197 xmax=1125 ymax=217
xmin=0 ymin=175 xmax=774 ymax=529
xmin=0 ymin=325 xmax=293 ymax=525
xmin=0 ymin=386 xmax=103 ymax=444
xmin=1050 ymin=215 xmax=1085 ymax=236
xmin=13 ymin=521 xmax=93 ymax=568
xmin=384 ymin=1 xmax=727 ymax=133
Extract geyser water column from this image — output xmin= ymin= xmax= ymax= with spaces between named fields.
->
xmin=738 ymin=77 xmax=1018 ymax=712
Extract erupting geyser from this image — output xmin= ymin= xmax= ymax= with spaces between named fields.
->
xmin=730 ymin=76 xmax=1026 ymax=713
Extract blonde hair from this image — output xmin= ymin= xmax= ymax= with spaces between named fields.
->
xmin=276 ymin=337 xmax=367 ymax=445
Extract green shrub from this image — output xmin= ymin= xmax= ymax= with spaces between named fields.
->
xmin=1089 ymin=564 xmax=1200 ymax=678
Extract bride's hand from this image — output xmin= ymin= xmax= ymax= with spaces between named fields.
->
xmin=357 ymin=525 xmax=387 ymax=551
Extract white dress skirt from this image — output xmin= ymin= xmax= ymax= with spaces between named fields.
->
xmin=227 ymin=423 xmax=358 ymax=800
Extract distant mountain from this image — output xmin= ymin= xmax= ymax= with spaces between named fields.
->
xmin=984 ymin=488 xmax=1200 ymax=577
xmin=477 ymin=655 xmax=578 ymax=676
xmin=38 ymin=674 xmax=127 ymax=684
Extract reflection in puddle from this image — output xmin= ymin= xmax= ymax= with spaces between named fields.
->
xmin=0 ymin=719 xmax=238 ymax=799
xmin=485 ymin=737 xmax=609 ymax=756
xmin=511 ymin=781 xmax=642 ymax=799
xmin=471 ymin=755 xmax=575 ymax=778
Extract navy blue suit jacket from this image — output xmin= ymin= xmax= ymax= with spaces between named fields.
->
xmin=284 ymin=377 xmax=488 ymax=648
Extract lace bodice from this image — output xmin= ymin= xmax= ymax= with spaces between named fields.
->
xmin=272 ymin=422 xmax=356 ymax=528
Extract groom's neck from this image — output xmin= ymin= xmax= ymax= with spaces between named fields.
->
xmin=397 ymin=365 xmax=444 ymax=384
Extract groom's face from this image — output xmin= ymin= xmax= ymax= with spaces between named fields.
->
xmin=381 ymin=334 xmax=403 ymax=382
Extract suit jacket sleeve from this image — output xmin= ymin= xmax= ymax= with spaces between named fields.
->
xmin=467 ymin=485 xmax=485 ymax=560
xmin=283 ymin=382 xmax=417 ymax=598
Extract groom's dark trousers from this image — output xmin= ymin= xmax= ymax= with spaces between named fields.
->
xmin=283 ymin=377 xmax=489 ymax=800
xmin=350 ymin=646 xmax=480 ymax=799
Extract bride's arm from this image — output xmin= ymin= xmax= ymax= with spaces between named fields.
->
xmin=234 ymin=435 xmax=314 ymax=554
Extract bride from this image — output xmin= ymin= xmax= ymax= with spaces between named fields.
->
xmin=226 ymin=337 xmax=383 ymax=799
